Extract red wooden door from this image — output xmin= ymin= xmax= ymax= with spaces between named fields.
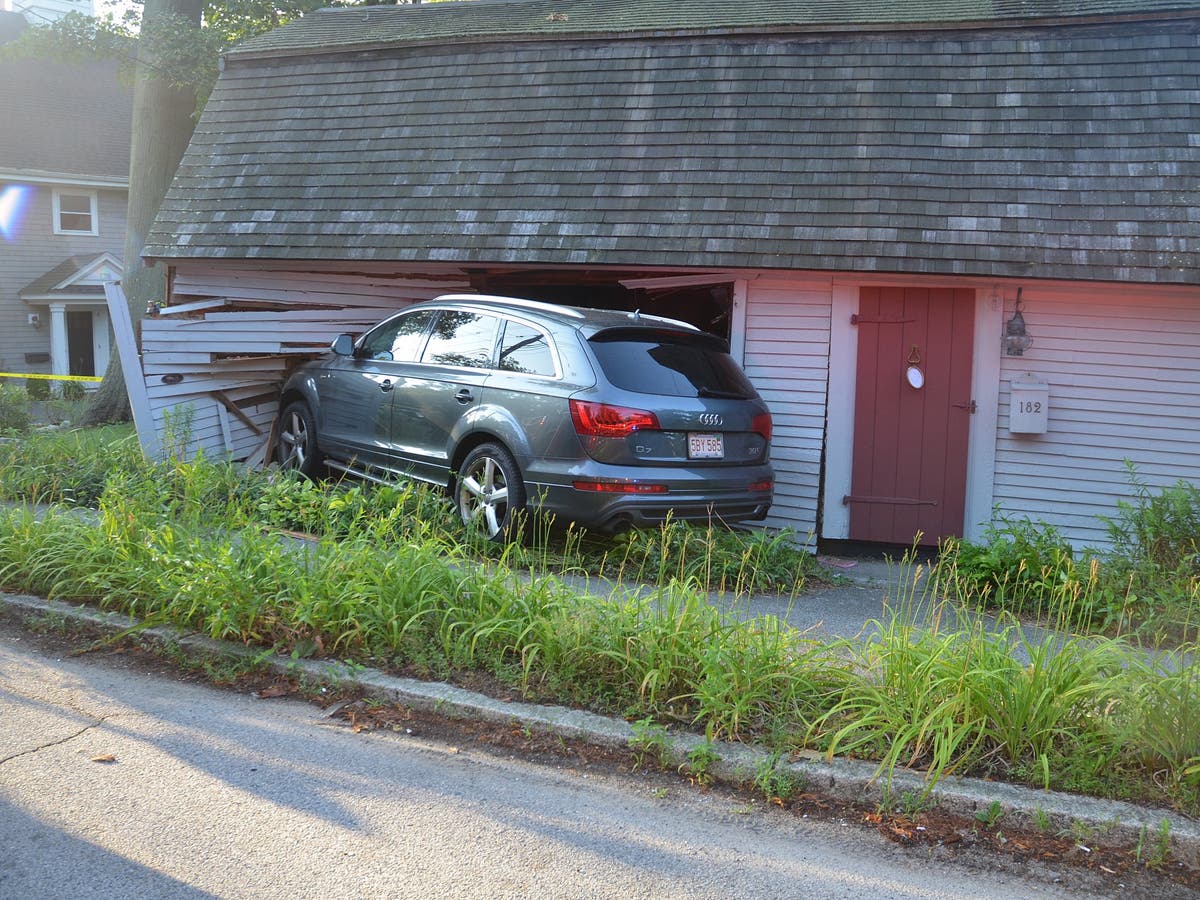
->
xmin=847 ymin=287 xmax=975 ymax=546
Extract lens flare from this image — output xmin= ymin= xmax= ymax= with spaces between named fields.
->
xmin=0 ymin=185 xmax=32 ymax=241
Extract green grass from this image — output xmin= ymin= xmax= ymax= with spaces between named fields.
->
xmin=0 ymin=425 xmax=1197 ymax=814
xmin=0 ymin=423 xmax=141 ymax=505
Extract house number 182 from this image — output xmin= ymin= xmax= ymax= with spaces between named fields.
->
xmin=1018 ymin=400 xmax=1043 ymax=413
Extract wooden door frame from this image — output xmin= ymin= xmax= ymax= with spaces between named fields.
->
xmin=821 ymin=281 xmax=1002 ymax=544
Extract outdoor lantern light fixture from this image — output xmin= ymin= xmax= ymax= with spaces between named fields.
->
xmin=1004 ymin=288 xmax=1033 ymax=356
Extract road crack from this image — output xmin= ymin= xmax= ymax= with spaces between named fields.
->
xmin=0 ymin=715 xmax=113 ymax=766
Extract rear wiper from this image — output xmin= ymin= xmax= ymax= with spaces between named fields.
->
xmin=697 ymin=387 xmax=748 ymax=399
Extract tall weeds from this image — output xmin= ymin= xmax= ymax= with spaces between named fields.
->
xmin=0 ymin=430 xmax=1196 ymax=812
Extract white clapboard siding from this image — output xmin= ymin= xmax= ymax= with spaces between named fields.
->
xmin=742 ymin=277 xmax=834 ymax=538
xmin=993 ymin=286 xmax=1200 ymax=551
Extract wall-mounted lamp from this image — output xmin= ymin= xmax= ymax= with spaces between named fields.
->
xmin=1004 ymin=288 xmax=1033 ymax=356
xmin=27 ymin=312 xmax=40 ymax=329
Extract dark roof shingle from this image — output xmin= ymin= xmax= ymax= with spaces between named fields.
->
xmin=146 ymin=3 xmax=1200 ymax=284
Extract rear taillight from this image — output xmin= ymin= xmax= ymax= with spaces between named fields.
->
xmin=573 ymin=480 xmax=668 ymax=494
xmin=751 ymin=412 xmax=773 ymax=442
xmin=749 ymin=480 xmax=773 ymax=493
xmin=570 ymin=399 xmax=660 ymax=437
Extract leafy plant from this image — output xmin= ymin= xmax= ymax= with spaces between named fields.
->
xmin=1032 ymin=807 xmax=1052 ymax=833
xmin=0 ymin=384 xmax=33 ymax=435
xmin=682 ymin=740 xmax=720 ymax=786
xmin=752 ymin=752 xmax=806 ymax=804
xmin=1105 ymin=462 xmax=1200 ymax=572
xmin=1134 ymin=819 xmax=1173 ymax=869
xmin=975 ymin=800 xmax=1005 ymax=829
xmin=629 ymin=717 xmax=673 ymax=771
xmin=945 ymin=515 xmax=1078 ymax=617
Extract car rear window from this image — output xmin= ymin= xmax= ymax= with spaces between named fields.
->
xmin=588 ymin=330 xmax=758 ymax=398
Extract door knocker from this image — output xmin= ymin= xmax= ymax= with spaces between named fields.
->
xmin=905 ymin=345 xmax=924 ymax=390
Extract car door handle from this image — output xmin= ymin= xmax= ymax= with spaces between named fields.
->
xmin=380 ymin=380 xmax=394 ymax=393
xmin=455 ymin=388 xmax=473 ymax=404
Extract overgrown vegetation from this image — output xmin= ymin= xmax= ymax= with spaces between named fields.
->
xmin=0 ymin=385 xmax=32 ymax=435
xmin=0 ymin=422 xmax=1197 ymax=817
xmin=944 ymin=465 xmax=1199 ymax=644
xmin=0 ymin=422 xmax=817 ymax=597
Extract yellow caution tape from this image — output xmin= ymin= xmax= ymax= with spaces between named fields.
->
xmin=0 ymin=372 xmax=103 ymax=383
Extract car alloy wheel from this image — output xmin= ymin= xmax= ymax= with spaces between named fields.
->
xmin=277 ymin=401 xmax=321 ymax=477
xmin=456 ymin=442 xmax=527 ymax=540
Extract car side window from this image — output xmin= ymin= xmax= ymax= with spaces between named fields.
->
xmin=359 ymin=309 xmax=435 ymax=362
xmin=497 ymin=321 xmax=556 ymax=376
xmin=421 ymin=311 xmax=500 ymax=368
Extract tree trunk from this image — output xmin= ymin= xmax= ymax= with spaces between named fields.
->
xmin=81 ymin=0 xmax=203 ymax=426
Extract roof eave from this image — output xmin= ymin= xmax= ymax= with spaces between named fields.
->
xmin=0 ymin=168 xmax=129 ymax=189
xmin=223 ymin=9 xmax=1200 ymax=63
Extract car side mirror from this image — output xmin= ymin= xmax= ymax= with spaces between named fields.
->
xmin=332 ymin=334 xmax=354 ymax=356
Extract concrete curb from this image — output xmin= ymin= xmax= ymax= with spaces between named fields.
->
xmin=4 ymin=590 xmax=1197 ymax=866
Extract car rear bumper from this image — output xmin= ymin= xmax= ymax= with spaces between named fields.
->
xmin=524 ymin=460 xmax=775 ymax=533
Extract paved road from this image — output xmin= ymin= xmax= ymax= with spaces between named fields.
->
xmin=1 ymin=627 xmax=1132 ymax=899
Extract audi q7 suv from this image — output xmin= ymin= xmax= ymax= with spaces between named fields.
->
xmin=276 ymin=294 xmax=774 ymax=538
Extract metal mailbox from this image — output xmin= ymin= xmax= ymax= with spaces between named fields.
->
xmin=1009 ymin=375 xmax=1049 ymax=434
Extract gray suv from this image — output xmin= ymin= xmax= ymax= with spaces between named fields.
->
xmin=277 ymin=294 xmax=773 ymax=538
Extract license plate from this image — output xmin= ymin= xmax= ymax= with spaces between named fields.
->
xmin=688 ymin=432 xmax=724 ymax=459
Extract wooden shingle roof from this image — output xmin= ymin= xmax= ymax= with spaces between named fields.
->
xmin=145 ymin=0 xmax=1200 ymax=285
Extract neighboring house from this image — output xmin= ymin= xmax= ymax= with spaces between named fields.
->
xmin=2 ymin=0 xmax=94 ymax=26
xmin=136 ymin=0 xmax=1199 ymax=551
xmin=0 ymin=9 xmax=130 ymax=390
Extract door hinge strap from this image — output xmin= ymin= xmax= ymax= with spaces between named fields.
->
xmin=850 ymin=315 xmax=917 ymax=325
xmin=953 ymin=400 xmax=978 ymax=414
xmin=843 ymin=495 xmax=939 ymax=507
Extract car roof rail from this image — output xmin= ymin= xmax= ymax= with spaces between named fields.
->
xmin=432 ymin=293 xmax=586 ymax=319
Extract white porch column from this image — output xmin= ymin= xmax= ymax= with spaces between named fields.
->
xmin=49 ymin=303 xmax=69 ymax=389
xmin=92 ymin=306 xmax=110 ymax=382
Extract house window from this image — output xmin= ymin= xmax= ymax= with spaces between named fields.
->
xmin=52 ymin=190 xmax=98 ymax=236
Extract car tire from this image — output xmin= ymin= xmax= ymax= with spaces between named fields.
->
xmin=456 ymin=442 xmax=527 ymax=541
xmin=276 ymin=400 xmax=323 ymax=477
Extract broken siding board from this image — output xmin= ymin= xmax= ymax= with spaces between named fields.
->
xmin=156 ymin=298 xmax=230 ymax=316
xmin=216 ymin=402 xmax=234 ymax=453
xmin=170 ymin=271 xmax=470 ymax=306
xmin=201 ymin=309 xmax=390 ymax=322
xmin=177 ymin=293 xmax=419 ymax=310
xmin=143 ymin=316 xmax=352 ymax=332
xmin=147 ymin=374 xmax=286 ymax=399
xmin=139 ymin=352 xmax=216 ymax=365
xmin=151 ymin=340 xmax=286 ymax=354
xmin=104 ymin=282 xmax=161 ymax=459
xmin=143 ymin=358 xmax=291 ymax=375
xmin=159 ymin=319 xmax=373 ymax=335
xmin=172 ymin=267 xmax=469 ymax=292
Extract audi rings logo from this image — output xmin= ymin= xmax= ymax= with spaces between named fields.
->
xmin=698 ymin=413 xmax=723 ymax=426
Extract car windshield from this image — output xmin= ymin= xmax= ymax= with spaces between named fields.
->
xmin=588 ymin=331 xmax=757 ymax=398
